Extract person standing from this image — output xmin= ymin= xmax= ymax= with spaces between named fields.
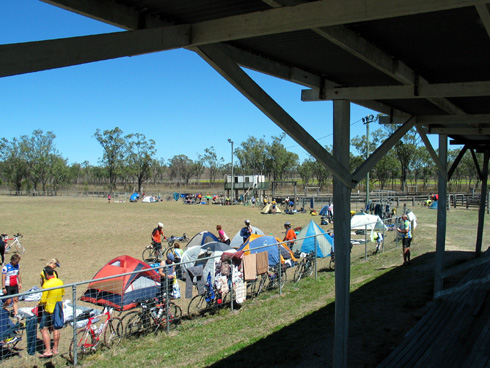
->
xmin=398 ymin=214 xmax=412 ymax=265
xmin=2 ymin=254 xmax=22 ymax=319
xmin=283 ymin=222 xmax=297 ymax=248
xmin=0 ymin=236 xmax=6 ymax=266
xmin=108 ymin=194 xmax=111 ymax=204
xmin=40 ymin=258 xmax=60 ymax=287
xmin=158 ymin=253 xmax=175 ymax=301
xmin=240 ymin=220 xmax=253 ymax=243
xmin=38 ymin=266 xmax=64 ymax=358
xmin=216 ymin=225 xmax=231 ymax=245
xmin=151 ymin=222 xmax=166 ymax=257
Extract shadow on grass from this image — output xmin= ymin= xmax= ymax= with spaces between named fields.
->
xmin=207 ymin=251 xmax=474 ymax=368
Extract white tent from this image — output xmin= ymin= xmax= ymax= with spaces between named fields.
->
xmin=351 ymin=213 xmax=387 ymax=231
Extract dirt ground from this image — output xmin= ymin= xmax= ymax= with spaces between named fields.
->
xmin=0 ymin=196 xmax=486 ymax=367
xmin=208 ymin=251 xmax=473 ymax=368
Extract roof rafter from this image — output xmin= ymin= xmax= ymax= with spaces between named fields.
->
xmin=312 ymin=25 xmax=464 ymax=114
xmin=304 ymin=81 xmax=490 ymax=100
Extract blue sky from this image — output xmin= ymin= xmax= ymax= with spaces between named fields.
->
xmin=1 ymin=0 xmax=386 ymax=166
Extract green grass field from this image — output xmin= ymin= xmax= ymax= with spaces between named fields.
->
xmin=0 ymin=196 xmax=487 ymax=367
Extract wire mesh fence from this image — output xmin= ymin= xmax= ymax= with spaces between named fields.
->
xmin=0 ymin=215 xmax=405 ymax=366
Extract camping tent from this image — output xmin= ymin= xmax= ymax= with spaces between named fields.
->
xmin=351 ymin=213 xmax=387 ymax=231
xmin=238 ymin=234 xmax=296 ymax=266
xmin=142 ymin=196 xmax=157 ymax=203
xmin=181 ymin=241 xmax=235 ymax=282
xmin=230 ymin=226 xmax=265 ymax=248
xmin=319 ymin=204 xmax=330 ymax=216
xmin=80 ymin=255 xmax=160 ymax=311
xmin=130 ymin=193 xmax=139 ymax=202
xmin=429 ymin=201 xmax=438 ymax=209
xmin=186 ymin=231 xmax=219 ymax=248
xmin=261 ymin=203 xmax=282 ymax=214
xmin=292 ymin=220 xmax=334 ymax=258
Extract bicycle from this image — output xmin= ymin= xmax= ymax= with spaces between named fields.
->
xmin=329 ymin=251 xmax=335 ymax=271
xmin=1 ymin=233 xmax=25 ymax=254
xmin=187 ymin=284 xmax=227 ymax=319
xmin=68 ymin=307 xmax=123 ymax=363
xmin=142 ymin=233 xmax=188 ymax=263
xmin=123 ymin=298 xmax=182 ymax=338
xmin=142 ymin=242 xmax=164 ymax=263
xmin=293 ymin=251 xmax=315 ymax=282
xmin=251 ymin=264 xmax=288 ymax=297
xmin=164 ymin=233 xmax=188 ymax=257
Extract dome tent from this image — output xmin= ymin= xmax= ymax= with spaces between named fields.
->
xmin=292 ymin=220 xmax=334 ymax=258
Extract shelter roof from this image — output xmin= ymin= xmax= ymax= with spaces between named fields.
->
xmin=34 ymin=0 xmax=490 ymax=151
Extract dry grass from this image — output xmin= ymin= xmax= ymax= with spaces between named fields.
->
xmin=0 ymin=195 xmax=488 ymax=367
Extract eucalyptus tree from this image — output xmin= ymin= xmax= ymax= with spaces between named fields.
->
xmin=94 ymin=127 xmax=126 ymax=193
xmin=0 ymin=137 xmax=28 ymax=192
xmin=265 ymin=134 xmax=299 ymax=181
xmin=201 ymin=146 xmax=224 ymax=184
xmin=125 ymin=133 xmax=156 ymax=192
xmin=22 ymin=130 xmax=60 ymax=192
xmin=383 ymin=126 xmax=420 ymax=191
xmin=168 ymin=154 xmax=195 ymax=185
xmin=298 ymin=157 xmax=315 ymax=187
xmin=235 ymin=136 xmax=268 ymax=175
xmin=51 ymin=155 xmax=70 ymax=192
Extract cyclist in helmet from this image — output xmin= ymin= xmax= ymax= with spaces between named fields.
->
xmin=151 ymin=222 xmax=166 ymax=250
xmin=240 ymin=220 xmax=253 ymax=243
xmin=283 ymin=222 xmax=297 ymax=247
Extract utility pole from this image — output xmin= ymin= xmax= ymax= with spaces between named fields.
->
xmin=228 ymin=139 xmax=234 ymax=203
xmin=362 ymin=115 xmax=375 ymax=208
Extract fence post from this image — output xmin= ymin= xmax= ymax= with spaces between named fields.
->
xmin=230 ymin=265 xmax=234 ymax=312
xmin=364 ymin=224 xmax=368 ymax=262
xmin=165 ymin=270 xmax=170 ymax=334
xmin=314 ymin=234 xmax=318 ymax=280
xmin=72 ymin=284 xmax=78 ymax=366
xmin=277 ymin=243 xmax=282 ymax=296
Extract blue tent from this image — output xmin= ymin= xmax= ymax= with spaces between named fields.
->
xmin=429 ymin=201 xmax=438 ymax=209
xmin=292 ymin=220 xmax=334 ymax=257
xmin=130 ymin=193 xmax=139 ymax=202
xmin=319 ymin=205 xmax=330 ymax=216
xmin=186 ymin=231 xmax=219 ymax=248
xmin=238 ymin=234 xmax=295 ymax=266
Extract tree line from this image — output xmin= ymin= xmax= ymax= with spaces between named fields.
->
xmin=0 ymin=126 xmax=484 ymax=194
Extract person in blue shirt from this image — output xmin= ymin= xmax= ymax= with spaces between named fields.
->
xmin=240 ymin=220 xmax=253 ymax=243
xmin=398 ymin=214 xmax=412 ymax=265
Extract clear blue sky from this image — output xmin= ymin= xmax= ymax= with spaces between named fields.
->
xmin=1 ymin=0 xmax=389 ymax=167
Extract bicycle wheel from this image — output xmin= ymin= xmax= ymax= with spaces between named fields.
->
xmin=293 ymin=262 xmax=305 ymax=283
xmin=167 ymin=303 xmax=182 ymax=330
xmin=16 ymin=240 xmax=25 ymax=254
xmin=187 ymin=295 xmax=208 ymax=319
xmin=69 ymin=329 xmax=94 ymax=363
xmin=142 ymin=247 xmax=157 ymax=263
xmin=305 ymin=260 xmax=314 ymax=278
xmin=253 ymin=273 xmax=267 ymax=296
xmin=103 ymin=317 xmax=123 ymax=348
xmin=125 ymin=313 xmax=152 ymax=338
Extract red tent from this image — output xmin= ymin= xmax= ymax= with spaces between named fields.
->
xmin=80 ymin=255 xmax=160 ymax=311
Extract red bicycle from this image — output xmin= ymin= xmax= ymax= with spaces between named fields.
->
xmin=68 ymin=307 xmax=123 ymax=363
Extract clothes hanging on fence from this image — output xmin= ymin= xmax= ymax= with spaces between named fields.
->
xmin=243 ymin=253 xmax=257 ymax=281
xmin=256 ymin=251 xmax=269 ymax=275
xmin=184 ymin=265 xmax=204 ymax=298
xmin=234 ymin=279 xmax=246 ymax=304
xmin=26 ymin=316 xmax=37 ymax=355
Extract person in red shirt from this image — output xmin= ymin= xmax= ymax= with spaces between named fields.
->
xmin=283 ymin=222 xmax=297 ymax=247
xmin=151 ymin=222 xmax=166 ymax=248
